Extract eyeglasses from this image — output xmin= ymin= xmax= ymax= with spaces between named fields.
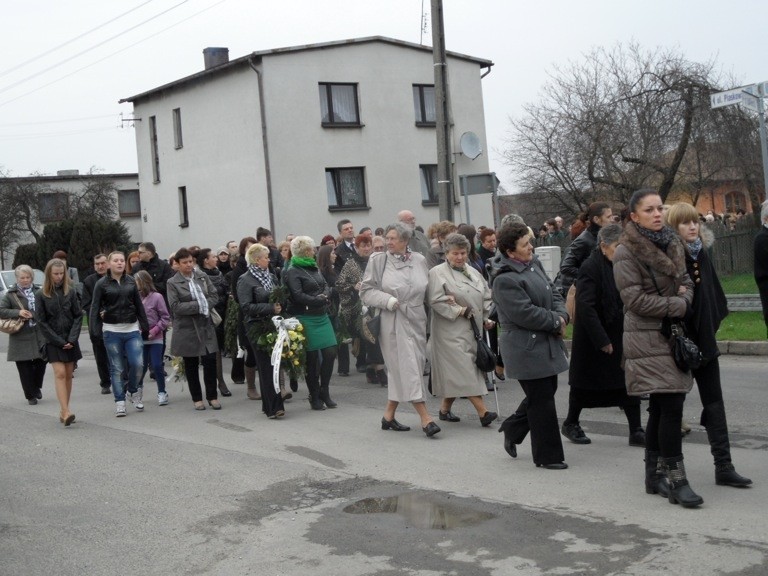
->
xmin=373 ymin=246 xmax=385 ymax=252
xmin=612 ymin=215 xmax=622 ymax=222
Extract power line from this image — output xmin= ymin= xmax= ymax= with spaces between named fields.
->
xmin=0 ymin=114 xmax=117 ymax=127
xmin=0 ymin=0 xmax=226 ymax=109
xmin=0 ymin=0 xmax=190 ymax=96
xmin=0 ymin=0 xmax=156 ymax=79
xmin=0 ymin=126 xmax=119 ymax=141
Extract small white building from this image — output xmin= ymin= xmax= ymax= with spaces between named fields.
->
xmin=120 ymin=36 xmax=495 ymax=253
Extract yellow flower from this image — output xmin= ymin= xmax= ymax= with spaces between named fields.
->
xmin=288 ymin=330 xmax=297 ymax=339
xmin=288 ymin=351 xmax=294 ymax=357
xmin=293 ymin=359 xmax=300 ymax=365
xmin=296 ymin=324 xmax=303 ymax=332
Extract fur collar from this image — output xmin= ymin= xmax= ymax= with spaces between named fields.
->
xmin=619 ymin=223 xmax=686 ymax=278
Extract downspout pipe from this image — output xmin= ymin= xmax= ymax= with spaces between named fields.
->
xmin=248 ymin=57 xmax=275 ymax=235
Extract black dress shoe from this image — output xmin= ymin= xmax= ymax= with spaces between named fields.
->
xmin=35 ymin=389 xmax=42 ymax=400
xmin=28 ymin=398 xmax=38 ymax=405
xmin=101 ymin=386 xmax=111 ymax=395
xmin=480 ymin=411 xmax=498 ymax=427
xmin=536 ymin=462 xmax=568 ymax=470
xmin=381 ymin=417 xmax=410 ymax=431
xmin=438 ymin=410 xmax=460 ymax=422
xmin=422 ymin=421 xmax=441 ymax=437
xmin=503 ymin=436 xmax=517 ymax=458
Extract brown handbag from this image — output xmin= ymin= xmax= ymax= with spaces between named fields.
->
xmin=0 ymin=294 xmax=27 ymax=334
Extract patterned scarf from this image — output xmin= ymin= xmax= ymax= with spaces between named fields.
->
xmin=686 ymin=237 xmax=703 ymax=260
xmin=185 ymin=274 xmax=209 ymax=317
xmin=450 ymin=264 xmax=473 ymax=280
xmin=390 ymin=247 xmax=412 ymax=262
xmin=19 ymin=285 xmax=36 ymax=326
xmin=248 ymin=264 xmax=274 ymax=291
xmin=633 ymin=222 xmax=676 ymax=250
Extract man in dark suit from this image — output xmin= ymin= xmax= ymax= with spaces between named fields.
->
xmin=333 ymin=219 xmax=356 ymax=274
xmin=82 ymin=253 xmax=111 ymax=394
xmin=754 ymin=201 xmax=768 ymax=337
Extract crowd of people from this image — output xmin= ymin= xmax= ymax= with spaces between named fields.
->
xmin=1 ymin=198 xmax=761 ymax=509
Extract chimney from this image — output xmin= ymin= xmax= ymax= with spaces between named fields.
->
xmin=57 ymin=169 xmax=79 ymax=176
xmin=203 ymin=47 xmax=229 ymax=70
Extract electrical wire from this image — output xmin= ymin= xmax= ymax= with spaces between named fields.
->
xmin=0 ymin=114 xmax=116 ymax=127
xmin=0 ymin=0 xmax=156 ymax=79
xmin=0 ymin=127 xmax=119 ymax=141
xmin=0 ymin=0 xmax=226 ymax=109
xmin=0 ymin=0 xmax=190 ymax=96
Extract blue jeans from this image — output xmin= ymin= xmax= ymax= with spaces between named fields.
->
xmin=103 ymin=330 xmax=144 ymax=401
xmin=143 ymin=343 xmax=166 ymax=393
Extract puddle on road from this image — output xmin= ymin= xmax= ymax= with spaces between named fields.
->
xmin=343 ymin=492 xmax=494 ymax=530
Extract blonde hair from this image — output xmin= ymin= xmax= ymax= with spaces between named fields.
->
xmin=246 ymin=243 xmax=270 ymax=265
xmin=666 ymin=202 xmax=699 ymax=230
xmin=290 ymin=235 xmax=316 ymax=258
xmin=42 ymin=258 xmax=70 ymax=298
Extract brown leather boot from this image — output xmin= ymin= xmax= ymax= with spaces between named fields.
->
xmin=245 ymin=366 xmax=260 ymax=400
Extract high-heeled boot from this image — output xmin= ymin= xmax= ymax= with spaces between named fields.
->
xmin=664 ymin=455 xmax=704 ymax=508
xmin=365 ymin=367 xmax=377 ymax=384
xmin=245 ymin=365 xmax=260 ymax=400
xmin=305 ymin=378 xmax=325 ymax=411
xmin=376 ymin=369 xmax=388 ymax=387
xmin=644 ymin=450 xmax=669 ymax=497
xmin=216 ymin=352 xmax=231 ymax=396
xmin=701 ymin=401 xmax=752 ymax=487
xmin=319 ymin=382 xmax=337 ymax=408
xmin=498 ymin=418 xmax=517 ymax=458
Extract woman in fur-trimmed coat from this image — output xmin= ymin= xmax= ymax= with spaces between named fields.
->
xmin=613 ymin=190 xmax=701 ymax=508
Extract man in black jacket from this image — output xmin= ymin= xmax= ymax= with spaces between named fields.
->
xmin=135 ymin=242 xmax=174 ymax=300
xmin=754 ymin=201 xmax=768 ymax=336
xmin=82 ymin=253 xmax=111 ymax=394
xmin=256 ymin=227 xmax=284 ymax=278
xmin=333 ymin=219 xmax=356 ymax=274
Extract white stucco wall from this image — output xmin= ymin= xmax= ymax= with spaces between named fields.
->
xmin=128 ymin=39 xmax=493 ymax=254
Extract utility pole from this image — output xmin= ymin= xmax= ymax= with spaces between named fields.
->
xmin=431 ymin=0 xmax=453 ymax=221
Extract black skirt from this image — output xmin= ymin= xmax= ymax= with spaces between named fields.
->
xmin=45 ymin=341 xmax=83 ymax=364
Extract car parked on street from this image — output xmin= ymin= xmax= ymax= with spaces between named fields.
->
xmin=0 ymin=269 xmax=46 ymax=298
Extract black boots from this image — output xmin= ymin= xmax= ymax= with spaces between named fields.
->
xmin=644 ymin=450 xmax=669 ymax=497
xmin=664 ymin=455 xmax=703 ymax=508
xmin=319 ymin=383 xmax=337 ymax=409
xmin=305 ymin=379 xmax=325 ymax=411
xmin=376 ymin=369 xmax=388 ymax=387
xmin=365 ymin=367 xmax=377 ymax=384
xmin=701 ymin=401 xmax=752 ymax=487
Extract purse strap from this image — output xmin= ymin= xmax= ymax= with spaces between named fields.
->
xmin=469 ymin=315 xmax=483 ymax=341
xmin=12 ymin=293 xmax=25 ymax=310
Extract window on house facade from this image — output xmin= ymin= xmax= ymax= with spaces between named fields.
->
xmin=318 ymin=83 xmax=361 ymax=126
xmin=325 ymin=168 xmax=367 ymax=209
xmin=413 ymin=84 xmax=436 ymax=126
xmin=419 ymin=164 xmax=438 ymax=205
xmin=149 ymin=115 xmax=160 ymax=182
xmin=118 ymin=189 xmax=141 ymax=217
xmin=178 ymin=186 xmax=189 ymax=227
xmin=172 ymin=108 xmax=183 ymax=149
xmin=39 ymin=192 xmax=69 ymax=222
xmin=725 ymin=191 xmax=745 ymax=213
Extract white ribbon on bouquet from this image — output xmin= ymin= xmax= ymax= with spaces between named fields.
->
xmin=270 ymin=316 xmax=301 ymax=393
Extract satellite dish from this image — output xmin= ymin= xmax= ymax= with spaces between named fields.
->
xmin=459 ymin=131 xmax=482 ymax=160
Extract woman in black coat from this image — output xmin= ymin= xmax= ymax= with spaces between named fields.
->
xmin=667 ymin=203 xmax=751 ymax=488
xmin=558 ymin=202 xmax=615 ymax=296
xmin=562 ymin=224 xmax=645 ymax=446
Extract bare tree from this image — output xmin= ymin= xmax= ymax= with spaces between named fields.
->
xmin=503 ymin=43 xmax=759 ymax=216
xmin=67 ymin=167 xmax=119 ymax=220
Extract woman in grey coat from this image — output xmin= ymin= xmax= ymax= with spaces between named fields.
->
xmin=490 ymin=222 xmax=569 ymax=469
xmin=613 ymin=189 xmax=700 ymax=508
xmin=0 ymin=265 xmax=47 ymax=405
xmin=167 ymin=248 xmax=221 ymax=410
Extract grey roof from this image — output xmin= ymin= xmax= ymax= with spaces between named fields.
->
xmin=119 ymin=35 xmax=494 ymax=104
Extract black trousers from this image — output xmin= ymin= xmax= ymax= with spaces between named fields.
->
xmin=692 ymin=357 xmax=723 ymax=407
xmin=502 ymin=376 xmax=565 ymax=465
xmin=183 ymin=353 xmax=217 ymax=403
xmin=646 ymin=393 xmax=686 ymax=457
xmin=254 ymin=347 xmax=284 ymax=417
xmin=90 ymin=335 xmax=111 ymax=388
xmin=337 ymin=342 xmax=350 ymax=374
xmin=16 ymin=359 xmax=47 ymax=400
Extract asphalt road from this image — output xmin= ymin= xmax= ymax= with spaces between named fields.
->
xmin=1 ymin=332 xmax=766 ymax=575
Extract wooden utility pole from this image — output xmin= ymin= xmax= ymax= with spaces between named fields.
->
xmin=431 ymin=0 xmax=453 ymax=222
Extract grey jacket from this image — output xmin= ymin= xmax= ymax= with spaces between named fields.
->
xmin=489 ymin=253 xmax=569 ymax=380
xmin=0 ymin=286 xmax=46 ymax=362
xmin=167 ymin=270 xmax=219 ymax=357
xmin=613 ymin=223 xmax=694 ymax=395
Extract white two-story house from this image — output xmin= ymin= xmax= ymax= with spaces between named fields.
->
xmin=120 ymin=36 xmax=494 ymax=252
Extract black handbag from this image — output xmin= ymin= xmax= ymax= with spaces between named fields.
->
xmin=470 ymin=316 xmax=497 ymax=373
xmin=667 ymin=320 xmax=702 ymax=373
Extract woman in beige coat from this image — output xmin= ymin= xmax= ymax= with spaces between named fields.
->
xmin=427 ymin=233 xmax=497 ymax=427
xmin=360 ymin=222 xmax=440 ymax=437
xmin=613 ymin=189 xmax=701 ymax=508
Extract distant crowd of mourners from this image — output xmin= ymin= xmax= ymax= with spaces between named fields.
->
xmin=3 ymin=195 xmax=764 ymax=509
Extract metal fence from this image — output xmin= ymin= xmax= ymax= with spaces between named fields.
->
xmin=533 ymin=222 xmax=762 ymax=296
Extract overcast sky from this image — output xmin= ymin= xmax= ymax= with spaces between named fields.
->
xmin=1 ymin=0 xmax=766 ymax=191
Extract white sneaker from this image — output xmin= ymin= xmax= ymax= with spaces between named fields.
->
xmin=157 ymin=392 xmax=169 ymax=406
xmin=131 ymin=387 xmax=144 ymax=411
xmin=115 ymin=401 xmax=127 ymax=417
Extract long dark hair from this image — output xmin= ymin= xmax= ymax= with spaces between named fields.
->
xmin=316 ymin=244 xmax=336 ymax=282
xmin=579 ymin=202 xmax=610 ymax=227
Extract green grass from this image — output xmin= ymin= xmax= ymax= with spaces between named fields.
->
xmin=718 ymin=273 xmax=758 ymax=294
xmin=564 ymin=311 xmax=765 ymax=341
xmin=716 ymin=311 xmax=766 ymax=341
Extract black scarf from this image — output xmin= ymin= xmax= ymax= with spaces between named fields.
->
xmin=633 ymin=222 xmax=676 ymax=251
